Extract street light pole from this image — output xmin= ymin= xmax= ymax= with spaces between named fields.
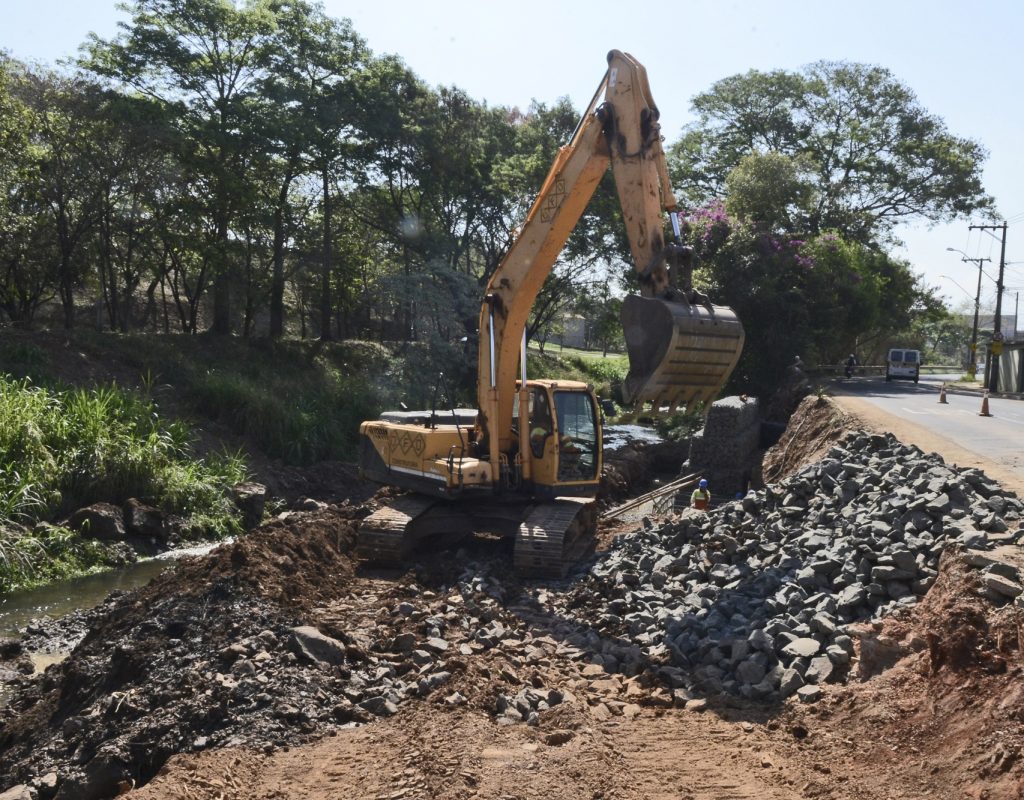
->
xmin=946 ymin=247 xmax=990 ymax=378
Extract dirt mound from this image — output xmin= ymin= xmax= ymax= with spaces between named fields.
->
xmin=181 ymin=503 xmax=363 ymax=608
xmin=0 ymin=505 xmax=365 ymax=799
xmin=761 ymin=394 xmax=854 ymax=483
xmin=780 ymin=550 xmax=1024 ymax=800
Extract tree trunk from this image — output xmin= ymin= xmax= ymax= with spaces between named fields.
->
xmin=242 ymin=235 xmax=255 ymax=338
xmin=320 ymin=166 xmax=332 ymax=342
xmin=269 ymin=174 xmax=293 ymax=339
xmin=269 ymin=207 xmax=285 ymax=338
xmin=211 ymin=212 xmax=231 ymax=335
xmin=160 ymin=272 xmax=170 ymax=334
xmin=59 ymin=256 xmax=75 ymax=329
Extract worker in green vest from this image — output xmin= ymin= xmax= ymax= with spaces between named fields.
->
xmin=690 ymin=478 xmax=710 ymax=511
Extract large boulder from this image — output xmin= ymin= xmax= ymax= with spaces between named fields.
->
xmin=122 ymin=498 xmax=165 ymax=541
xmin=68 ymin=503 xmax=126 ymax=542
xmin=289 ymin=626 xmax=347 ymax=666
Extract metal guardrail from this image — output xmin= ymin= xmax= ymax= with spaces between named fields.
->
xmin=808 ymin=364 xmax=961 ymax=376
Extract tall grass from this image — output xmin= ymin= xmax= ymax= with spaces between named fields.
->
xmin=180 ymin=356 xmax=380 ymax=465
xmin=0 ymin=376 xmax=245 ymax=516
xmin=0 ymin=375 xmax=247 ymax=591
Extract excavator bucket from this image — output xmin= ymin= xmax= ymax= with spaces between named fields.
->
xmin=621 ymin=294 xmax=744 ymax=413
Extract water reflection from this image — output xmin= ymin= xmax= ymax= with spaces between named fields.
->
xmin=603 ymin=424 xmax=662 ymax=453
xmin=0 ymin=539 xmax=228 ymax=639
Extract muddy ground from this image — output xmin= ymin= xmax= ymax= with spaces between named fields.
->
xmin=2 ymin=397 xmax=1023 ymax=800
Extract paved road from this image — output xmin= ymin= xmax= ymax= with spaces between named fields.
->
xmin=831 ymin=374 xmax=1024 ymax=478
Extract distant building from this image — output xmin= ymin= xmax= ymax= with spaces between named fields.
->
xmin=557 ymin=315 xmax=587 ymax=349
xmin=975 ymin=314 xmax=1018 ymax=340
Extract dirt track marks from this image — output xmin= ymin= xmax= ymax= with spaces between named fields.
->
xmin=611 ymin=711 xmax=803 ymax=800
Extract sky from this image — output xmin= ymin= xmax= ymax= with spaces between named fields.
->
xmin=4 ymin=0 xmax=1024 ymax=322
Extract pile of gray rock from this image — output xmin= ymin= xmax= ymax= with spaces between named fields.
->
xmin=569 ymin=430 xmax=1024 ymax=703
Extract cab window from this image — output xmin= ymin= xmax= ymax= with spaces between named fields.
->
xmin=554 ymin=391 xmax=598 ymax=481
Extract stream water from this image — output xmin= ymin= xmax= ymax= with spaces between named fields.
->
xmin=0 ymin=540 xmax=227 ymax=639
xmin=603 ymin=423 xmax=663 ymax=452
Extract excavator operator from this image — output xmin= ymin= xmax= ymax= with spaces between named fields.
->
xmin=529 ymin=389 xmax=552 ymax=458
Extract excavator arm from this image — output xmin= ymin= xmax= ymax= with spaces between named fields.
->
xmin=476 ymin=50 xmax=744 ymax=466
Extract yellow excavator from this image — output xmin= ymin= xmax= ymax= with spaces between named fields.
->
xmin=358 ymin=50 xmax=744 ymax=576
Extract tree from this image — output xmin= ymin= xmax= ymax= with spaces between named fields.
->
xmin=86 ymin=0 xmax=278 ymax=334
xmin=682 ymin=203 xmax=933 ymax=394
xmin=576 ymin=285 xmax=622 ymax=356
xmin=491 ymin=100 xmax=628 ymax=346
xmin=20 ymin=68 xmax=108 ymax=329
xmin=724 ymin=151 xmax=814 ymax=233
xmin=265 ymin=0 xmax=368 ymax=340
xmin=671 ymin=62 xmax=992 ymax=243
xmin=0 ymin=56 xmax=56 ymax=325
xmin=912 ymin=306 xmax=970 ymax=364
xmin=90 ymin=93 xmax=174 ymax=332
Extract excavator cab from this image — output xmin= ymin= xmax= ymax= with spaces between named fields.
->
xmin=514 ymin=381 xmax=601 ymax=499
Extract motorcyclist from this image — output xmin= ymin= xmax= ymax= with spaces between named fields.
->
xmin=844 ymin=353 xmax=857 ymax=379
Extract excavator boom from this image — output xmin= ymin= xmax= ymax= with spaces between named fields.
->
xmin=477 ymin=50 xmax=744 ymax=464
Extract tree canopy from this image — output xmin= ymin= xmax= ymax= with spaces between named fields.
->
xmin=671 ymin=61 xmax=992 ymax=243
xmin=0 ymin=13 xmax=992 ymax=405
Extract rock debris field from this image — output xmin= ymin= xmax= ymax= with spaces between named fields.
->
xmin=1 ymin=401 xmax=1024 ymax=799
xmin=557 ymin=427 xmax=1024 ymax=705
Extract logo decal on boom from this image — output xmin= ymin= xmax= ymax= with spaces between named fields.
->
xmin=540 ymin=177 xmax=566 ymax=223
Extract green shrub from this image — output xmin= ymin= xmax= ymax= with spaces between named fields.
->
xmin=0 ymin=340 xmax=49 ymax=377
xmin=0 ymin=524 xmax=47 ymax=592
xmin=652 ymin=404 xmax=706 ymax=441
xmin=0 ymin=524 xmax=120 ymax=593
xmin=0 ymin=375 xmax=247 ymax=592
xmin=526 ymin=349 xmax=628 ymax=402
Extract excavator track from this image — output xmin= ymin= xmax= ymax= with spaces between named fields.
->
xmin=359 ymin=495 xmax=596 ymax=577
xmin=513 ymin=498 xmax=597 ymax=579
xmin=356 ymin=495 xmax=437 ymax=565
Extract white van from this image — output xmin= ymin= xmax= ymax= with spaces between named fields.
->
xmin=886 ymin=348 xmax=920 ymax=383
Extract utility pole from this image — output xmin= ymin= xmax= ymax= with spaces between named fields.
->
xmin=963 ymin=256 xmax=990 ymax=378
xmin=947 ymin=248 xmax=990 ymax=378
xmin=970 ymin=222 xmax=1008 ymax=392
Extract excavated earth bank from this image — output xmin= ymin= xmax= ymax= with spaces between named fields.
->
xmin=0 ymin=397 xmax=1022 ymax=800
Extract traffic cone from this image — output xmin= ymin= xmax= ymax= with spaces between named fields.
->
xmin=979 ymin=390 xmax=993 ymax=417
xmin=938 ymin=383 xmax=948 ymax=404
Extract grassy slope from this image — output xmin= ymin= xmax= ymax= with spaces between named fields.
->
xmin=0 ymin=331 xmax=386 ymax=592
xmin=0 ymin=329 xmax=629 ymax=592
